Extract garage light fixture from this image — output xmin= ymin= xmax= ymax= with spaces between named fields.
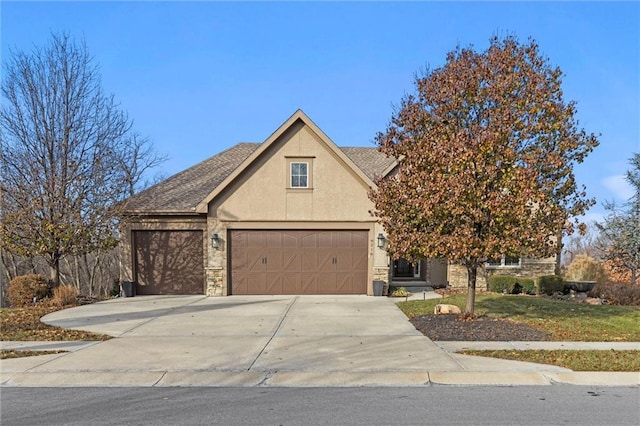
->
xmin=211 ymin=233 xmax=221 ymax=250
xmin=377 ymin=233 xmax=386 ymax=249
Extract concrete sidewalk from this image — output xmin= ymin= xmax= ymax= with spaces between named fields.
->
xmin=1 ymin=295 xmax=638 ymax=387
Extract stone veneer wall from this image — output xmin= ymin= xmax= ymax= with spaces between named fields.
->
xmin=206 ymin=268 xmax=224 ymax=296
xmin=447 ymin=258 xmax=556 ymax=290
xmin=373 ymin=266 xmax=390 ymax=295
xmin=206 ymin=219 xmax=227 ymax=296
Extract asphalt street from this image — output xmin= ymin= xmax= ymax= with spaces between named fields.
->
xmin=2 ymin=386 xmax=639 ymax=425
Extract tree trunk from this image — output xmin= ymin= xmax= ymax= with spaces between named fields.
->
xmin=554 ymin=229 xmax=563 ymax=276
xmin=50 ymin=255 xmax=61 ymax=286
xmin=465 ymin=265 xmax=477 ymax=314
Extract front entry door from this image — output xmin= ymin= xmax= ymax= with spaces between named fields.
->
xmin=394 ymin=258 xmax=415 ymax=278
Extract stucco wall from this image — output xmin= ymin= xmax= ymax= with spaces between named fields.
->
xmin=211 ymin=123 xmax=375 ymax=223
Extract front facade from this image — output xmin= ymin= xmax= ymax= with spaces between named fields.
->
xmin=121 ymin=110 xmax=395 ymax=296
xmin=121 ymin=110 xmax=554 ymax=296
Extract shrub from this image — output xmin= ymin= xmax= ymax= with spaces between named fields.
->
xmin=519 ymin=279 xmax=537 ymax=295
xmin=7 ymin=274 xmax=51 ymax=307
xmin=537 ymin=275 xmax=566 ymax=296
xmin=591 ymin=281 xmax=640 ymax=306
xmin=109 ymin=279 xmax=121 ymax=297
xmin=487 ymin=275 xmax=536 ymax=294
xmin=52 ymin=285 xmax=78 ymax=307
xmin=389 ymin=286 xmax=409 ymax=297
xmin=565 ymin=255 xmax=607 ymax=284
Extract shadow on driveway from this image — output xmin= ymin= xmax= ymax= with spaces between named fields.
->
xmin=42 ymin=296 xmax=286 ymax=328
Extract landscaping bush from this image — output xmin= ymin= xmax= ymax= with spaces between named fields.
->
xmin=487 ymin=275 xmax=536 ymax=294
xmin=109 ymin=279 xmax=121 ymax=297
xmin=590 ymin=281 xmax=640 ymax=306
xmin=565 ymin=255 xmax=607 ymax=284
xmin=519 ymin=279 xmax=536 ymax=295
xmin=52 ymin=285 xmax=78 ymax=307
xmin=7 ymin=274 xmax=52 ymax=307
xmin=389 ymin=286 xmax=409 ymax=297
xmin=537 ymin=275 xmax=566 ymax=296
xmin=488 ymin=275 xmax=514 ymax=293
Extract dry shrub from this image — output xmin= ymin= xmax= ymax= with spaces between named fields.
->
xmin=52 ymin=285 xmax=78 ymax=307
xmin=565 ymin=255 xmax=607 ymax=284
xmin=7 ymin=274 xmax=51 ymax=307
xmin=603 ymin=260 xmax=632 ymax=284
xmin=590 ymin=281 xmax=640 ymax=306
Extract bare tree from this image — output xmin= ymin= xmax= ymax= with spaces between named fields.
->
xmin=562 ymin=225 xmax=603 ymax=266
xmin=0 ymin=33 xmax=165 ymax=286
xmin=596 ymin=154 xmax=640 ymax=284
xmin=118 ymin=132 xmax=168 ymax=197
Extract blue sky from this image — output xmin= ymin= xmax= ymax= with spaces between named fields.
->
xmin=2 ymin=1 xmax=638 ymax=224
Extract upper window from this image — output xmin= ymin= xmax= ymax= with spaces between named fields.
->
xmin=290 ymin=162 xmax=308 ymax=188
xmin=487 ymin=255 xmax=521 ymax=268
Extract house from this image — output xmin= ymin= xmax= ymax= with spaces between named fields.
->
xmin=120 ymin=110 xmax=554 ymax=296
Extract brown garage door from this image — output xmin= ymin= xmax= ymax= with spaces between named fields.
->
xmin=133 ymin=230 xmax=204 ymax=295
xmin=230 ymin=230 xmax=368 ymax=295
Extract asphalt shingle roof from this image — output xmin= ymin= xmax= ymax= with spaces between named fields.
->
xmin=123 ymin=143 xmax=395 ymax=214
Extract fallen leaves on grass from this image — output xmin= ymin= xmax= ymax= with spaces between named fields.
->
xmin=0 ymin=303 xmax=111 ymax=342
xmin=1 ymin=349 xmax=68 ymax=359
xmin=460 ymin=349 xmax=640 ymax=372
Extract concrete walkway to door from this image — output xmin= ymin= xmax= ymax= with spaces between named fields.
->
xmin=1 ymin=295 xmax=637 ymax=387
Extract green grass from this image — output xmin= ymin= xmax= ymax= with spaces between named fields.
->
xmin=398 ymin=294 xmax=640 ymax=341
xmin=461 ymin=349 xmax=640 ymax=372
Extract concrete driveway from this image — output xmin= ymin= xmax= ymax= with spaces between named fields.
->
xmin=5 ymin=294 xmax=627 ymax=387
xmin=32 ymin=295 xmax=464 ymax=385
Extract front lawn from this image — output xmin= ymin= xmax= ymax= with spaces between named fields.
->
xmin=460 ymin=349 xmax=640 ymax=372
xmin=398 ymin=294 xmax=640 ymax=341
xmin=398 ymin=294 xmax=640 ymax=372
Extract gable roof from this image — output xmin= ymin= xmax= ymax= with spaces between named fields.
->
xmin=196 ymin=109 xmax=387 ymax=213
xmin=123 ymin=111 xmax=396 ymax=214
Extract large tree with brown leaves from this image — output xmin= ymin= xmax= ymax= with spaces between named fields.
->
xmin=370 ymin=36 xmax=599 ymax=313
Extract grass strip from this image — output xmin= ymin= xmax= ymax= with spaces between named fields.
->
xmin=1 ymin=349 xmax=68 ymax=359
xmin=460 ymin=349 xmax=640 ymax=372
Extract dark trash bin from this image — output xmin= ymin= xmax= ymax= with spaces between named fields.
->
xmin=373 ymin=280 xmax=384 ymax=296
xmin=122 ymin=281 xmax=136 ymax=297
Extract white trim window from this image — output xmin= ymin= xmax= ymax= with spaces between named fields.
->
xmin=290 ymin=162 xmax=309 ymax=188
xmin=487 ymin=255 xmax=521 ymax=268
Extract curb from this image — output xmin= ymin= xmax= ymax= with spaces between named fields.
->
xmin=1 ymin=370 xmax=638 ymax=387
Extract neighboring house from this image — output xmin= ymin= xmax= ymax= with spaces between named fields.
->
xmin=120 ymin=110 xmax=553 ymax=296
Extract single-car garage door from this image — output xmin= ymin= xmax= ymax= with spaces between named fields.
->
xmin=133 ymin=230 xmax=204 ymax=295
xmin=230 ymin=230 xmax=368 ymax=295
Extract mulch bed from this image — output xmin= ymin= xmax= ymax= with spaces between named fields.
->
xmin=410 ymin=314 xmax=551 ymax=341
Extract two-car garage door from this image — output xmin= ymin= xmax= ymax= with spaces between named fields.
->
xmin=230 ymin=230 xmax=368 ymax=295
